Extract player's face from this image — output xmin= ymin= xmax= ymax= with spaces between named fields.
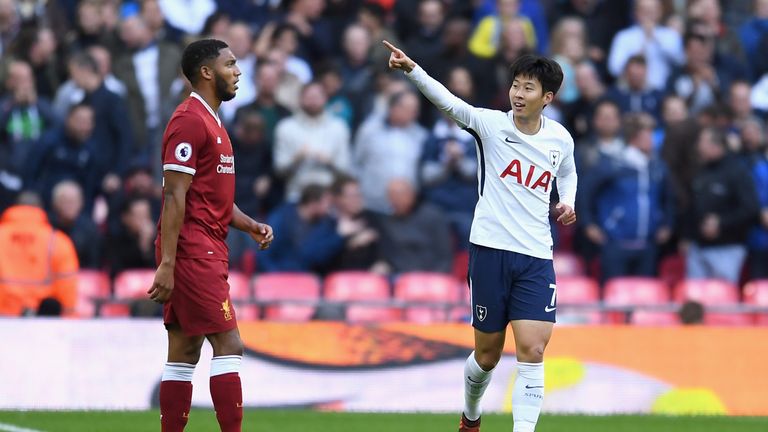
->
xmin=508 ymin=75 xmax=553 ymax=121
xmin=212 ymin=48 xmax=240 ymax=102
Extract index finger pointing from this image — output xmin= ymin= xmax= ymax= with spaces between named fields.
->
xmin=382 ymin=40 xmax=398 ymax=53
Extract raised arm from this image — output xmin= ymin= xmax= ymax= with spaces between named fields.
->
xmin=384 ymin=40 xmax=486 ymax=135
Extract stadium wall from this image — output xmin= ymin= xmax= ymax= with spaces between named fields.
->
xmin=1 ymin=319 xmax=766 ymax=415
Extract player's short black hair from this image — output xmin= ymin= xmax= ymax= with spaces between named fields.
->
xmin=509 ymin=54 xmax=564 ymax=96
xmin=181 ymin=39 xmax=229 ymax=85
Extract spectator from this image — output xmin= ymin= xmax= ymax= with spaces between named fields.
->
xmin=10 ymin=26 xmax=61 ymax=100
xmin=549 ymin=16 xmax=587 ymax=105
xmin=686 ymin=0 xmax=745 ymax=64
xmin=580 ymin=113 xmax=674 ymax=283
xmin=562 ymin=60 xmax=607 ymax=141
xmin=104 ymin=164 xmax=161 ymax=238
xmin=329 ymin=175 xmax=384 ymax=273
xmin=262 ymin=47 xmax=304 ymax=113
xmin=156 ymin=0 xmax=216 ymax=37
xmin=376 ymin=178 xmax=453 ymax=274
xmin=607 ymin=0 xmax=684 ymax=90
xmin=274 ymin=81 xmax=351 ymax=202
xmin=60 ymin=51 xmax=133 ymax=191
xmin=469 ymin=0 xmax=537 ymax=59
xmin=282 ymin=0 xmax=333 ymax=64
xmin=728 ymin=80 xmax=758 ymax=131
xmin=49 ymin=180 xmax=102 ymax=269
xmin=575 ymin=99 xmax=625 ymax=175
xmin=336 ymin=23 xmax=374 ymax=129
xmin=740 ymin=118 xmax=768 ymax=279
xmin=231 ymin=109 xmax=281 ymax=219
xmin=404 ymin=0 xmax=446 ymax=68
xmin=26 ymin=103 xmax=100 ymax=211
xmin=53 ymin=44 xmax=126 ymax=118
xmin=0 ymin=0 xmax=19 ymax=57
xmin=420 ymin=83 xmax=478 ymax=250
xmin=492 ymin=17 xmax=536 ymax=109
xmin=219 ymin=22 xmax=257 ymax=123
xmin=679 ymin=300 xmax=705 ymax=324
xmin=738 ymin=0 xmax=768 ymax=78
xmin=114 ymin=15 xmax=181 ymax=167
xmin=106 ymin=196 xmax=156 ymax=277
xmin=0 ymin=191 xmax=78 ymax=316
xmin=235 ymin=61 xmax=292 ymax=144
xmin=68 ymin=0 xmax=118 ymax=52
xmin=607 ymin=55 xmax=664 ymax=123
xmin=140 ymin=0 xmax=178 ymax=44
xmin=358 ymin=2 xmax=401 ymax=68
xmin=259 ymin=184 xmax=344 ymax=273
xmin=318 ymin=65 xmax=354 ymax=128
xmin=683 ymin=127 xmax=759 ymax=283
xmin=667 ymin=31 xmax=748 ymax=115
xmin=0 ymin=60 xmax=59 ymax=173
xmin=661 ymin=119 xmax=701 ymax=229
xmin=354 ymin=90 xmax=427 ymax=214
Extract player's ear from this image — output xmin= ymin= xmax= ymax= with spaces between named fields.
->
xmin=542 ymin=91 xmax=554 ymax=105
xmin=199 ymin=64 xmax=214 ymax=81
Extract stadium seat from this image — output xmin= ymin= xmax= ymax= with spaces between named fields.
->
xmin=553 ymin=252 xmax=585 ymax=277
xmin=744 ymin=279 xmax=768 ymax=325
xmin=75 ymin=270 xmax=111 ymax=318
xmin=630 ymin=311 xmax=679 ymax=326
xmin=98 ymin=302 xmax=131 ymax=318
xmin=253 ymin=273 xmax=321 ymax=321
xmin=227 ymin=271 xmax=251 ymax=300
xmin=235 ymin=304 xmax=260 ymax=321
xmin=452 ymin=251 xmax=469 ymax=282
xmin=324 ymin=272 xmax=398 ymax=323
xmin=555 ymin=276 xmax=601 ymax=324
xmin=113 ymin=269 xmax=157 ymax=299
xmin=603 ymin=277 xmax=670 ymax=323
xmin=394 ymin=272 xmax=461 ymax=323
xmin=674 ymin=279 xmax=744 ymax=326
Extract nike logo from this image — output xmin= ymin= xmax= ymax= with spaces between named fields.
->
xmin=467 ymin=376 xmax=483 ymax=384
xmin=505 ymin=137 xmax=521 ymax=144
xmin=525 ymin=385 xmax=544 ymax=389
xmin=544 ymin=306 xmax=556 ymax=312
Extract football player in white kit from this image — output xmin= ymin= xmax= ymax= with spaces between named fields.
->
xmin=384 ymin=41 xmax=578 ymax=432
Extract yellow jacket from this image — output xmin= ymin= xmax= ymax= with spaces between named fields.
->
xmin=469 ymin=15 xmax=537 ymax=59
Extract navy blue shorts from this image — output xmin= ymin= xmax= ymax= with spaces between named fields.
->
xmin=467 ymin=243 xmax=557 ymax=332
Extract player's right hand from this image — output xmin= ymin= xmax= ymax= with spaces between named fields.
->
xmin=383 ymin=40 xmax=416 ymax=73
xmin=148 ymin=262 xmax=174 ymax=304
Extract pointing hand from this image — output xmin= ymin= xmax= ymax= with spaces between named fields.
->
xmin=383 ymin=40 xmax=416 ymax=73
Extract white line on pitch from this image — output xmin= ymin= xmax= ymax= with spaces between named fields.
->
xmin=0 ymin=422 xmax=44 ymax=432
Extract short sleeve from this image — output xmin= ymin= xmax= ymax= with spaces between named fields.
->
xmin=163 ymin=113 xmax=207 ymax=176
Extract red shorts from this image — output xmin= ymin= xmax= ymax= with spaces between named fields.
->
xmin=163 ymin=257 xmax=238 ymax=336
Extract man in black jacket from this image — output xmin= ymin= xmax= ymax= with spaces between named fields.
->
xmin=683 ymin=127 xmax=759 ymax=283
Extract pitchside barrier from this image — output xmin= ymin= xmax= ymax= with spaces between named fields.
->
xmin=0 ymin=319 xmax=766 ymax=415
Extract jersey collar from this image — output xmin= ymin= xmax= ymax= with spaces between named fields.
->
xmin=190 ymin=91 xmax=221 ymax=127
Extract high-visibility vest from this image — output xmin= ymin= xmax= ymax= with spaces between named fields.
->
xmin=0 ymin=205 xmax=79 ymax=316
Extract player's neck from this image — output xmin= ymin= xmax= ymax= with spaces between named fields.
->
xmin=513 ymin=114 xmax=542 ymax=135
xmin=192 ymin=88 xmax=222 ymax=112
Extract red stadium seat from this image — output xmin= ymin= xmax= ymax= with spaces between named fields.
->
xmin=673 ymin=279 xmax=739 ymax=304
xmin=452 ymin=251 xmax=469 ymax=282
xmin=555 ymin=276 xmax=601 ymax=324
xmin=113 ymin=269 xmax=157 ymax=299
xmin=253 ymin=273 xmax=320 ymax=321
xmin=324 ymin=272 xmax=396 ymax=323
xmin=553 ymin=252 xmax=585 ymax=277
xmin=674 ymin=279 xmax=743 ymax=326
xmin=603 ymin=277 xmax=670 ymax=323
xmin=395 ymin=272 xmax=461 ymax=323
xmin=744 ymin=279 xmax=768 ymax=325
xmin=630 ymin=311 xmax=680 ymax=326
xmin=235 ymin=304 xmax=260 ymax=321
xmin=75 ymin=270 xmax=111 ymax=318
xmin=99 ymin=302 xmax=131 ymax=318
xmin=227 ymin=271 xmax=251 ymax=300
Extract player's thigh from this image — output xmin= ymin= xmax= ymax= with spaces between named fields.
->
xmin=170 ymin=258 xmax=238 ymax=336
xmin=206 ymin=327 xmax=244 ymax=357
xmin=473 ymin=327 xmax=507 ymax=371
xmin=166 ymin=323 xmax=205 ymax=364
xmin=510 ymin=319 xmax=553 ymax=363
xmin=467 ymin=243 xmax=510 ymax=333
xmin=507 ymin=256 xmax=556 ymax=323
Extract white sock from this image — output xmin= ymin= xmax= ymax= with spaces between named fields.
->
xmin=210 ymin=355 xmax=242 ymax=377
xmin=512 ymin=362 xmax=544 ymax=432
xmin=463 ymin=351 xmax=494 ymax=421
xmin=161 ymin=362 xmax=196 ymax=382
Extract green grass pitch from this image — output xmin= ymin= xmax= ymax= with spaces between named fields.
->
xmin=1 ymin=410 xmax=767 ymax=431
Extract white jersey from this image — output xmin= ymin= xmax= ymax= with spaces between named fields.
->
xmin=406 ymin=65 xmax=577 ymax=259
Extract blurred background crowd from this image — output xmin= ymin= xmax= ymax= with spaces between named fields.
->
xmin=1 ymin=0 xmax=768 ymax=317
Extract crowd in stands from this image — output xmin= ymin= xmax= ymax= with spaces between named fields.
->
xmin=1 ymin=0 xmax=768 ymax=318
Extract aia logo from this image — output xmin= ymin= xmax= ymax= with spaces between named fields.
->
xmin=500 ymin=159 xmax=552 ymax=192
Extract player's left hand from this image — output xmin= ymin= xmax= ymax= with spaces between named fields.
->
xmin=250 ymin=222 xmax=274 ymax=250
xmin=555 ymin=203 xmax=576 ymax=226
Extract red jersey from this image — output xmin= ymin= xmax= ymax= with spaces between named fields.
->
xmin=157 ymin=92 xmax=235 ymax=261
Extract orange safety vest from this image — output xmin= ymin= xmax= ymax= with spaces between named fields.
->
xmin=0 ymin=205 xmax=79 ymax=316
